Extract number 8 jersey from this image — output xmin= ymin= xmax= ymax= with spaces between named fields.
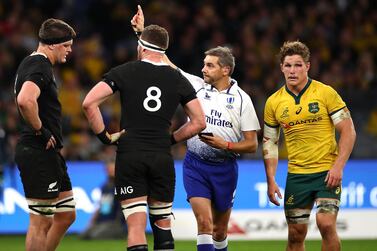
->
xmin=102 ymin=59 xmax=197 ymax=153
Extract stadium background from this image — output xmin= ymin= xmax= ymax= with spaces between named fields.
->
xmin=0 ymin=0 xmax=376 ymax=249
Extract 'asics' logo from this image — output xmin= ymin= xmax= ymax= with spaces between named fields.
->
xmin=296 ymin=107 xmax=302 ymax=114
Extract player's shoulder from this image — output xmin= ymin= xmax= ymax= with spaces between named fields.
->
xmin=22 ymin=54 xmax=50 ymax=68
xmin=310 ymin=79 xmax=338 ymax=95
xmin=266 ymin=84 xmax=286 ymax=104
xmin=18 ymin=54 xmax=52 ymax=75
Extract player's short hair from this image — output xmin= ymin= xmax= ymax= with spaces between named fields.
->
xmin=205 ymin=46 xmax=235 ymax=75
xmin=279 ymin=41 xmax=310 ymax=64
xmin=39 ymin=18 xmax=76 ymax=45
xmin=140 ymin=25 xmax=169 ymax=50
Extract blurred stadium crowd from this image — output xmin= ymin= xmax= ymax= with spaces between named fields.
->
xmin=0 ymin=0 xmax=376 ymax=166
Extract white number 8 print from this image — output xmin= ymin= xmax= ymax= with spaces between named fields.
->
xmin=143 ymin=86 xmax=162 ymax=112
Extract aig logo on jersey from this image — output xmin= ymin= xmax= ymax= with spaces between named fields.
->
xmin=226 ymin=97 xmax=235 ymax=109
xmin=115 ymin=186 xmax=134 ymax=195
xmin=308 ymin=102 xmax=319 ymax=114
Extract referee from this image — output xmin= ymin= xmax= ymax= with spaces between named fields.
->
xmin=14 ymin=18 xmax=77 ymax=251
xmin=82 ymin=23 xmax=206 ymax=251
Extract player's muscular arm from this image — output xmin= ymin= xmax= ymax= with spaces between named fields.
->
xmin=262 ymin=124 xmax=282 ymax=206
xmin=263 ymin=158 xmax=282 ymax=206
xmin=83 ymin=82 xmax=125 ymax=144
xmin=82 ymin=81 xmax=114 ymax=134
xmin=325 ymin=111 xmax=356 ymax=187
xmin=172 ymin=98 xmax=206 ymax=143
xmin=16 ymin=81 xmax=42 ymax=131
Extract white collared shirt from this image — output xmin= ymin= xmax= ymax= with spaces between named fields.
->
xmin=180 ymin=70 xmax=260 ymax=162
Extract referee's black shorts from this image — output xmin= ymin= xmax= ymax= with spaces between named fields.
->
xmin=115 ymin=151 xmax=175 ymax=202
xmin=15 ymin=143 xmax=73 ymax=199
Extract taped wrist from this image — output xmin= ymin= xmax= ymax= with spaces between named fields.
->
xmin=96 ymin=129 xmax=112 ymax=145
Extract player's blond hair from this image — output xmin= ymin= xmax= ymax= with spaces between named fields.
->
xmin=279 ymin=41 xmax=310 ymax=64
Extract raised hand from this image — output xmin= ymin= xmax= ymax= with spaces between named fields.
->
xmin=131 ymin=5 xmax=144 ymax=33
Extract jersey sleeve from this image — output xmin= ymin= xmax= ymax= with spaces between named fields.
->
xmin=24 ymin=60 xmax=52 ymax=90
xmin=102 ymin=67 xmax=122 ymax=92
xmin=241 ymin=94 xmax=261 ymax=131
xmin=27 ymin=73 xmax=46 ymax=89
xmin=178 ymin=68 xmax=205 ymax=92
xmin=324 ymin=85 xmax=346 ymax=115
xmin=264 ymin=96 xmax=279 ymax=128
xmin=177 ymin=72 xmax=197 ymax=105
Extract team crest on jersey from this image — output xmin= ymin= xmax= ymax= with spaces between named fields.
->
xmin=308 ymin=102 xmax=319 ymax=114
xmin=286 ymin=195 xmax=294 ymax=205
xmin=226 ymin=97 xmax=235 ymax=109
xmin=280 ymin=107 xmax=289 ymax=119
xmin=204 ymin=92 xmax=211 ymax=100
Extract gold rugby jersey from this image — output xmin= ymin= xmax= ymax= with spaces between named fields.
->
xmin=264 ymin=79 xmax=346 ymax=174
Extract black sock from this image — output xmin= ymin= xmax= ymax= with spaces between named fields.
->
xmin=127 ymin=244 xmax=148 ymax=251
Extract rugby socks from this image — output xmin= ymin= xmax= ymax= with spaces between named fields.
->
xmin=197 ymin=234 xmax=215 ymax=251
xmin=213 ymin=237 xmax=228 ymax=251
xmin=127 ymin=244 xmax=148 ymax=251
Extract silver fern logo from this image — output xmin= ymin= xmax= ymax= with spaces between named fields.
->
xmin=48 ymin=181 xmax=58 ymax=192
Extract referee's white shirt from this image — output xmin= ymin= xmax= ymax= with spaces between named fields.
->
xmin=180 ymin=70 xmax=260 ymax=162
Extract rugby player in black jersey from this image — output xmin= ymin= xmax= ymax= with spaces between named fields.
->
xmin=83 ymin=17 xmax=206 ymax=251
xmin=14 ymin=18 xmax=76 ymax=251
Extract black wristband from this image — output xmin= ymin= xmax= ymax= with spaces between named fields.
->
xmin=170 ymin=134 xmax=177 ymax=145
xmin=96 ymin=129 xmax=112 ymax=145
xmin=36 ymin=127 xmax=52 ymax=143
xmin=135 ymin=31 xmax=142 ymax=37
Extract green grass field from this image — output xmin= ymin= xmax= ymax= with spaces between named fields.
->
xmin=0 ymin=235 xmax=376 ymax=251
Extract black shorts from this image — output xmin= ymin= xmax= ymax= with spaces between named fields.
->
xmin=115 ymin=151 xmax=175 ymax=202
xmin=15 ymin=143 xmax=72 ymax=199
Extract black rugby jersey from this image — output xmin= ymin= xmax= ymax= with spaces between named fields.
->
xmin=14 ymin=54 xmax=63 ymax=149
xmin=103 ymin=60 xmax=197 ymax=153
